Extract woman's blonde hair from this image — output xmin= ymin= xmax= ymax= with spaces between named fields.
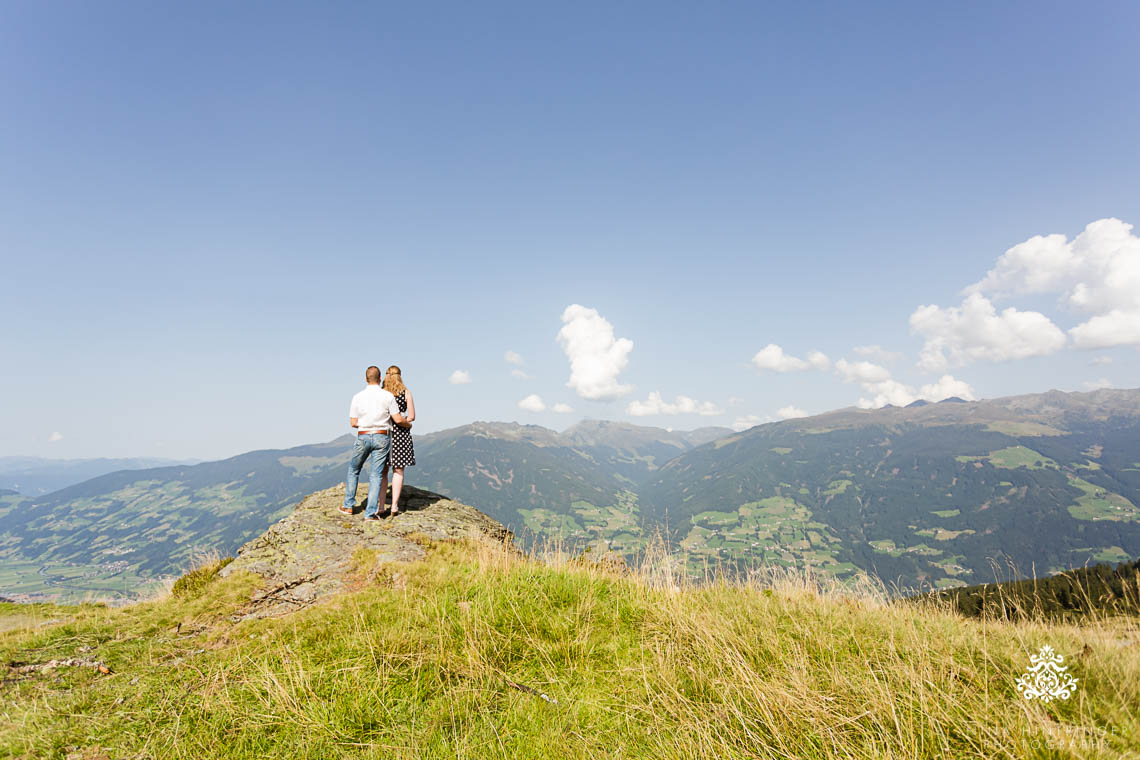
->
xmin=383 ymin=365 xmax=406 ymax=397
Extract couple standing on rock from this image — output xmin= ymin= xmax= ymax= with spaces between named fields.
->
xmin=342 ymin=365 xmax=417 ymax=521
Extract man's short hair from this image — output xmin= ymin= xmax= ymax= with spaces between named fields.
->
xmin=365 ymin=366 xmax=382 ymax=383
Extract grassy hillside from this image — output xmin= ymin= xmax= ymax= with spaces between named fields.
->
xmin=1 ymin=539 xmax=1138 ymax=758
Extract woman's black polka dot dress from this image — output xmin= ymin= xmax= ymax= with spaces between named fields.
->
xmin=389 ymin=390 xmax=416 ymax=468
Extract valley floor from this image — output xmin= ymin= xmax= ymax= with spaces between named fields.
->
xmin=1 ymin=540 xmax=1138 ymax=759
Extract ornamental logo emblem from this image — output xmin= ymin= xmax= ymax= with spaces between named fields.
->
xmin=1016 ymin=645 xmax=1078 ymax=702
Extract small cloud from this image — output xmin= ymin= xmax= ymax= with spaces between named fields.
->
xmin=449 ymin=370 xmax=472 ymax=385
xmin=557 ymin=305 xmax=634 ymax=400
xmin=1083 ymin=378 xmax=1114 ymax=390
xmin=751 ymin=344 xmax=830 ymax=373
xmin=552 ymin=402 xmax=573 ymax=413
xmin=505 ymin=350 xmax=525 ymax=366
xmin=919 ymin=374 xmax=977 ymax=403
xmin=1089 ymin=355 xmax=1113 ymax=366
xmin=626 ymin=391 xmax=722 ymax=417
xmin=838 ymin=355 xmax=976 ymax=409
xmin=776 ymin=406 xmax=808 ymax=420
xmin=835 ymin=359 xmax=891 ymax=384
xmin=852 ymin=345 xmax=903 ymax=363
xmin=48 ymin=431 xmax=63 ymax=442
xmin=518 ymin=394 xmax=546 ymax=412
xmin=511 ymin=368 xmax=532 ymax=380
xmin=731 ymin=414 xmax=770 ymax=432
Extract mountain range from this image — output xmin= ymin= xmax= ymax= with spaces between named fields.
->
xmin=0 ymin=456 xmax=197 ymax=497
xmin=1 ymin=388 xmax=1138 ymax=602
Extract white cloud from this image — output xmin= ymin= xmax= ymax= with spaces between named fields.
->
xmin=835 ymin=359 xmax=891 ymax=384
xmin=552 ymin=402 xmax=573 ymax=413
xmin=448 ymin=370 xmax=472 ymax=385
xmin=967 ymin=218 xmax=1140 ymax=350
xmin=852 ymin=345 xmax=903 ymax=363
xmin=504 ymin=350 xmax=525 ymax=366
xmin=805 ymin=351 xmax=831 ymax=371
xmin=919 ymin=374 xmax=976 ymax=402
xmin=557 ymin=305 xmax=634 ymax=400
xmin=837 ymin=356 xmax=976 ymax=409
xmin=510 ymin=368 xmax=532 ymax=380
xmin=909 ymin=293 xmax=1066 ymax=371
xmin=751 ymin=344 xmax=830 ymax=373
xmin=969 ymin=218 xmax=1140 ymax=307
xmin=1089 ymin=355 xmax=1113 ymax=366
xmin=518 ymin=394 xmax=546 ymax=412
xmin=776 ymin=405 xmax=808 ymax=420
xmin=731 ymin=414 xmax=771 ymax=432
xmin=854 ymin=379 xmax=921 ymax=409
xmin=48 ymin=431 xmax=63 ymax=442
xmin=1069 ymin=309 xmax=1140 ymax=349
xmin=626 ymin=391 xmax=723 ymax=417
xmin=1083 ymin=378 xmax=1114 ymax=391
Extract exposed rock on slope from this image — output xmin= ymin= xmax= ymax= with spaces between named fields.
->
xmin=221 ymin=484 xmax=511 ymax=617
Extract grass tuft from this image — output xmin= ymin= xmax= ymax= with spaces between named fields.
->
xmin=170 ymin=555 xmax=234 ymax=598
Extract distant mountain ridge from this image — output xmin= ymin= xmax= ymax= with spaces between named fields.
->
xmin=2 ymin=389 xmax=1139 ymax=602
xmin=0 ymin=456 xmax=198 ymax=496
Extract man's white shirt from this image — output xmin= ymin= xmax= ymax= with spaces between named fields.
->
xmin=349 ymin=385 xmax=401 ymax=431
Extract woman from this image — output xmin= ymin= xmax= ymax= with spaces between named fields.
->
xmin=382 ymin=365 xmax=416 ymax=515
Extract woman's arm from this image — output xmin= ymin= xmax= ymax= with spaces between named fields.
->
xmin=405 ymin=390 xmax=416 ymax=422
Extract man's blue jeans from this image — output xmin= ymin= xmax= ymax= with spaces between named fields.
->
xmin=344 ymin=432 xmax=390 ymax=517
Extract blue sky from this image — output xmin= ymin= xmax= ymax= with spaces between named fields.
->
xmin=2 ymin=1 xmax=1138 ymax=460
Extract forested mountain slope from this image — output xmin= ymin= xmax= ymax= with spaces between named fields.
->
xmin=644 ymin=389 xmax=1140 ymax=590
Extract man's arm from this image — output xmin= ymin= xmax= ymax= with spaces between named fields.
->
xmin=350 ymin=417 xmax=359 ymax=428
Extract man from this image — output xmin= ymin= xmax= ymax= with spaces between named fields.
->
xmin=343 ymin=365 xmax=411 ymax=520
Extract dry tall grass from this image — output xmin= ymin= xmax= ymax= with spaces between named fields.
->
xmin=1 ymin=536 xmax=1137 ymax=758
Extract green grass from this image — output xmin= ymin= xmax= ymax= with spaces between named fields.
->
xmin=931 ymin=509 xmax=961 ymax=518
xmin=822 ymin=479 xmax=852 ymax=495
xmin=957 ymin=445 xmax=1058 ymax=470
xmin=683 ymin=499 xmax=851 ymax=578
xmin=983 ymin=421 xmax=1066 ymax=437
xmin=171 ymin=557 xmax=235 ymax=598
xmin=1092 ymin=546 xmax=1133 ymax=563
xmin=1066 ymin=477 xmax=1140 ymax=522
xmin=2 ymin=540 xmax=1139 ymax=758
xmin=0 ymin=558 xmax=170 ymax=604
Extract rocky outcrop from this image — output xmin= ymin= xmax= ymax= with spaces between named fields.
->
xmin=220 ymin=484 xmax=512 ymax=618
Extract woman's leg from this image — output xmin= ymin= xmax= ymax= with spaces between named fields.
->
xmin=379 ymin=464 xmax=390 ymax=512
xmin=391 ymin=467 xmax=405 ymax=513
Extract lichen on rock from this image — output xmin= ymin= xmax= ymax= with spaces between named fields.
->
xmin=221 ymin=483 xmax=512 ymax=618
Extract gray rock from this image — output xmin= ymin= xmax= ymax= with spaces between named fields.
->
xmin=220 ymin=483 xmax=512 ymax=618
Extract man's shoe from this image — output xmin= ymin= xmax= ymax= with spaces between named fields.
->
xmin=338 ymin=506 xmax=353 ymax=515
